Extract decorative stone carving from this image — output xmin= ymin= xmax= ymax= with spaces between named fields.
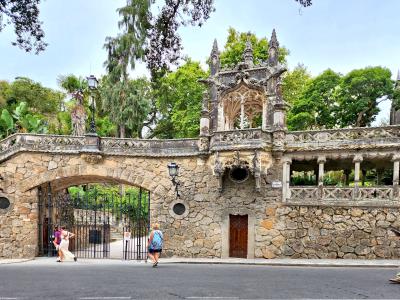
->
xmin=198 ymin=137 xmax=209 ymax=152
xmin=213 ymin=152 xmax=224 ymax=192
xmin=71 ymin=104 xmax=87 ymax=136
xmin=81 ymin=153 xmax=103 ymax=164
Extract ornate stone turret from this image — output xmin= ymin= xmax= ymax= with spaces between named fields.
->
xmin=242 ymin=33 xmax=254 ymax=67
xmin=268 ymin=29 xmax=279 ymax=67
xmin=390 ymin=70 xmax=400 ymax=125
xmin=209 ymin=39 xmax=220 ymax=76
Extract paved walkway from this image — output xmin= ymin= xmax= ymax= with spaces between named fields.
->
xmin=1 ymin=257 xmax=400 ymax=267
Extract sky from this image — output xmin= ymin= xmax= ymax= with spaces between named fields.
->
xmin=0 ymin=0 xmax=399 ymax=124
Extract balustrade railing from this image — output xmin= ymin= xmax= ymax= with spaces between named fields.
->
xmin=286 ymin=125 xmax=400 ymax=150
xmin=0 ymin=133 xmax=201 ymax=162
xmin=289 ymin=186 xmax=397 ymax=202
xmin=210 ymin=129 xmax=272 ymax=151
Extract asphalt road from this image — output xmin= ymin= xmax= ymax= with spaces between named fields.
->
xmin=0 ymin=260 xmax=399 ymax=299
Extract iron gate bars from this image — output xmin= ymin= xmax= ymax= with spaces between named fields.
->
xmin=38 ymin=184 xmax=150 ymax=260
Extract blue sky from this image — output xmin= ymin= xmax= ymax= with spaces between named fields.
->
xmin=0 ymin=0 xmax=399 ymax=123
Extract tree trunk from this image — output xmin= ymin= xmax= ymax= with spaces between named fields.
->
xmin=119 ymin=124 xmax=126 ymax=138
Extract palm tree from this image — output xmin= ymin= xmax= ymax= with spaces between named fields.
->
xmin=57 ymin=75 xmax=88 ymax=136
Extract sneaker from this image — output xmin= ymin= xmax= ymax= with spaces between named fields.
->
xmin=56 ymin=257 xmax=61 ymax=262
xmin=389 ymin=277 xmax=400 ymax=283
xmin=74 ymin=257 xmax=77 ymax=262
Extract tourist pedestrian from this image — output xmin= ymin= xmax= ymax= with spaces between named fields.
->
xmin=52 ymin=224 xmax=63 ymax=262
xmin=148 ymin=223 xmax=163 ymax=267
xmin=59 ymin=226 xmax=78 ymax=262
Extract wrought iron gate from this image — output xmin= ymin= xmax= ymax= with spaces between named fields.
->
xmin=38 ymin=183 xmax=150 ymax=260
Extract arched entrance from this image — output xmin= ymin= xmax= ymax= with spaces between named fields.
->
xmin=37 ymin=180 xmax=150 ymax=260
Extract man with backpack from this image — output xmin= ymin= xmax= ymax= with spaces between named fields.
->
xmin=148 ymin=223 xmax=163 ymax=267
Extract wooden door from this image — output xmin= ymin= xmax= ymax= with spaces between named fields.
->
xmin=229 ymin=214 xmax=248 ymax=258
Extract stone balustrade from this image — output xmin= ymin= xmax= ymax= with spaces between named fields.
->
xmin=0 ymin=133 xmax=200 ymax=162
xmin=286 ymin=125 xmax=400 ymax=151
xmin=210 ymin=129 xmax=272 ymax=151
xmin=289 ymin=186 xmax=399 ymax=203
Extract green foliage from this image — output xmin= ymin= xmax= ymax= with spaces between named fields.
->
xmin=219 ymin=28 xmax=289 ymax=68
xmin=96 ymin=115 xmax=117 ymax=137
xmin=0 ymin=81 xmax=10 ymax=108
xmin=100 ymin=76 xmax=151 ymax=138
xmin=287 ymin=67 xmax=394 ymax=130
xmin=7 ymin=77 xmax=63 ymax=114
xmin=0 ymin=0 xmax=47 ymax=53
xmin=0 ymin=102 xmax=48 ymax=137
xmin=288 ymin=69 xmax=341 ymax=130
xmin=336 ymin=66 xmax=394 ymax=127
xmin=282 ymin=64 xmax=312 ymax=106
xmin=153 ymin=59 xmax=208 ymax=138
xmin=106 ymin=0 xmax=214 ymax=80
xmin=68 ymin=184 xmax=149 ymax=225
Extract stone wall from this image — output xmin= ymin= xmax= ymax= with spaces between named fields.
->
xmin=1 ymin=150 xmax=400 ymax=260
xmin=260 ymin=205 xmax=400 ymax=259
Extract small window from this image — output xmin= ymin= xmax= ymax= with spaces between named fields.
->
xmin=173 ymin=203 xmax=186 ymax=215
xmin=0 ymin=197 xmax=11 ymax=210
xmin=169 ymin=200 xmax=189 ymax=219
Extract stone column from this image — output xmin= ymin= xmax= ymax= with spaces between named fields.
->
xmin=392 ymin=154 xmax=400 ymax=199
xmin=282 ymin=158 xmax=292 ymax=201
xmin=353 ymin=154 xmax=363 ymax=199
xmin=317 ymin=156 xmax=326 ymax=199
xmin=262 ymin=100 xmax=268 ymax=130
xmin=240 ymin=100 xmax=245 ymax=129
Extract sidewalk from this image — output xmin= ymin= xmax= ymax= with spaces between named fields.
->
xmin=1 ymin=257 xmax=400 ymax=267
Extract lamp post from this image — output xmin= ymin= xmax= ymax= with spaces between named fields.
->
xmin=167 ymin=162 xmax=180 ymax=198
xmin=87 ymin=75 xmax=98 ymax=135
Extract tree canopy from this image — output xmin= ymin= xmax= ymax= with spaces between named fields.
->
xmin=219 ymin=28 xmax=289 ymax=68
xmin=0 ymin=0 xmax=47 ymax=53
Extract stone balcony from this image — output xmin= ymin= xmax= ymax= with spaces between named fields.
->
xmin=285 ymin=125 xmax=400 ymax=152
xmin=287 ymin=186 xmax=400 ymax=207
xmin=210 ymin=129 xmax=272 ymax=151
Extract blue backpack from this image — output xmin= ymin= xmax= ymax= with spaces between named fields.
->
xmin=151 ymin=230 xmax=163 ymax=250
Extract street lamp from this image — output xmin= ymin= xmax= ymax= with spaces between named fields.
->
xmin=87 ymin=75 xmax=98 ymax=134
xmin=167 ymin=162 xmax=180 ymax=198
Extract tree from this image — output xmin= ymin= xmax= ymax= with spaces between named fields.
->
xmin=0 ymin=0 xmax=47 ymax=53
xmin=57 ymin=75 xmax=88 ymax=136
xmin=282 ymin=63 xmax=311 ymax=106
xmin=108 ymin=1 xmax=310 ymax=80
xmin=150 ymin=59 xmax=207 ymax=138
xmin=100 ymin=76 xmax=151 ymax=138
xmin=288 ymin=69 xmax=341 ymax=130
xmin=8 ymin=77 xmax=62 ymax=114
xmin=336 ymin=67 xmax=393 ymax=127
xmin=220 ymin=28 xmax=289 ymax=68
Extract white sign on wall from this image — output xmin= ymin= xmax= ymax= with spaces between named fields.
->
xmin=271 ymin=181 xmax=283 ymax=188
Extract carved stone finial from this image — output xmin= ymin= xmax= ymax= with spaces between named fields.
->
xmin=243 ymin=32 xmax=254 ymax=67
xmin=210 ymin=39 xmax=220 ymax=75
xmin=268 ymin=29 xmax=279 ymax=67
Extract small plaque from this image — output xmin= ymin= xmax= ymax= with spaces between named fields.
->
xmin=123 ymin=232 xmax=131 ymax=241
xmin=271 ymin=181 xmax=282 ymax=188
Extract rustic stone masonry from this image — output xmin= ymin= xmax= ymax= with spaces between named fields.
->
xmin=1 ymin=29 xmax=400 ymax=259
